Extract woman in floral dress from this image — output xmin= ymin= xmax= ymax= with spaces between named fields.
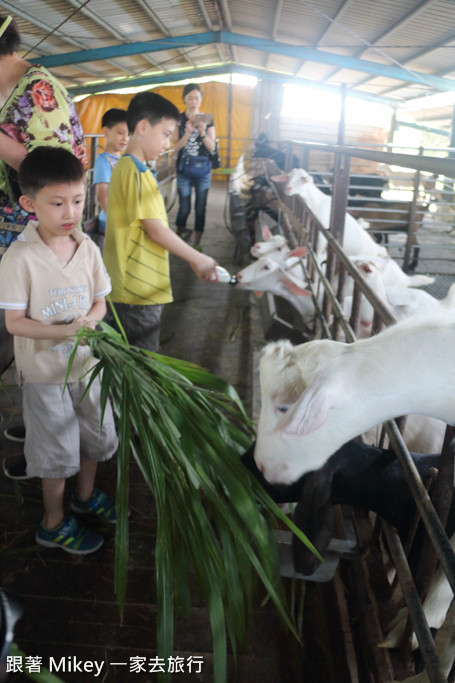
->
xmin=0 ymin=15 xmax=88 ymax=438
xmin=0 ymin=14 xmax=87 ymax=257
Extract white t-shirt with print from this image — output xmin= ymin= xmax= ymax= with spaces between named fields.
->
xmin=0 ymin=222 xmax=111 ymax=384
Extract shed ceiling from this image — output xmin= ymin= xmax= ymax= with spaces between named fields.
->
xmin=3 ymin=0 xmax=455 ymax=127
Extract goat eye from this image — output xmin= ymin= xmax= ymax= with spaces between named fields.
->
xmin=276 ymin=405 xmax=289 ymax=413
xmin=263 ymin=264 xmax=270 ymax=270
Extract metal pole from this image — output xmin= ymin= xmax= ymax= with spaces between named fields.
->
xmin=385 ymin=420 xmax=455 ymax=600
xmin=382 ymin=521 xmax=447 ymax=683
xmin=403 ymin=148 xmax=421 ymax=271
xmin=227 ymin=73 xmax=233 ymax=171
xmin=338 ymin=84 xmax=346 ymax=148
xmin=414 ymin=426 xmax=455 ymax=601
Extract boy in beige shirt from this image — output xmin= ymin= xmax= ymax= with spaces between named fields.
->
xmin=0 ymin=146 xmax=118 ymax=554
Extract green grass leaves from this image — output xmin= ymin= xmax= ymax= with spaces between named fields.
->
xmin=69 ymin=321 xmax=310 ymax=682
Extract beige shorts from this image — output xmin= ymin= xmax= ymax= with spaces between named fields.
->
xmin=23 ymin=376 xmax=118 ymax=479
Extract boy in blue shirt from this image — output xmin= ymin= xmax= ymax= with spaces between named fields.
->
xmin=93 ymin=108 xmax=128 ymax=249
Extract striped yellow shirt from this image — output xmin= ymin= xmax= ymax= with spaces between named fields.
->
xmin=104 ymin=155 xmax=173 ymax=305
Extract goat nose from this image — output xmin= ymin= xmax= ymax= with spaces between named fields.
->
xmin=256 ymin=461 xmax=264 ymax=473
xmin=236 ymin=273 xmax=242 ymax=280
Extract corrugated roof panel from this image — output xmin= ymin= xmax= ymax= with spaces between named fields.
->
xmin=298 ymin=61 xmax=347 ymax=83
xmin=371 ymin=1 xmax=455 ymax=65
xmin=320 ymin=0 xmax=420 ymax=47
xmin=23 ymin=2 xmax=110 ymax=43
xmin=322 ymin=66 xmax=381 ymax=88
xmin=277 ymin=0 xmax=335 ymax=45
xmin=2 ymin=0 xmax=455 ymax=104
xmin=377 ymin=83 xmax=430 ymax=100
xmin=229 ymin=0 xmax=278 ymax=36
xmin=16 ymin=0 xmax=184 ymax=77
xmin=407 ymin=45 xmax=455 ymax=74
xmin=234 ymin=45 xmax=274 ymax=67
xmin=265 ymin=52 xmax=304 ymax=74
xmin=361 ymin=48 xmax=422 ymax=67
xmin=183 ymin=45 xmax=225 ymax=66
xmin=148 ymin=0 xmax=210 ymax=35
xmin=354 ymin=75 xmax=429 ymax=100
xmin=199 ymin=0 xmax=223 ymax=29
xmin=91 ymin=0 xmax=163 ymax=41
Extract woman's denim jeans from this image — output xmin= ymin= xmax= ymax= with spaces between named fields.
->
xmin=176 ymin=172 xmax=211 ymax=233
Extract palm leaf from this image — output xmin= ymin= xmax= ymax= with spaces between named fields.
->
xmin=67 ymin=323 xmax=315 ymax=683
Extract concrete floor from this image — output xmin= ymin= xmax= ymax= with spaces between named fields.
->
xmin=0 ymin=182 xmax=305 ymax=683
xmin=161 ymin=181 xmax=265 ymax=414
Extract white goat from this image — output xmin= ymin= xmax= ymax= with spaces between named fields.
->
xmin=252 ymin=235 xmax=433 ymax=292
xmin=255 ymin=308 xmax=455 ymax=484
xmin=255 ymin=311 xmax=455 ymax=675
xmin=351 ymin=261 xmax=455 ymax=333
xmin=250 ymin=225 xmax=308 ymax=263
xmin=235 ymin=255 xmax=314 ymax=322
xmin=250 ymin=233 xmax=288 ymax=259
xmin=252 ymin=230 xmax=431 ymax=283
xmin=368 ymin=255 xmax=434 ymax=289
xmin=272 ymin=168 xmax=388 ymax=259
xmin=250 ymin=225 xmax=290 ymax=260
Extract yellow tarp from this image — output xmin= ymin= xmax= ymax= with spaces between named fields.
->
xmin=75 ymin=82 xmax=254 ymax=170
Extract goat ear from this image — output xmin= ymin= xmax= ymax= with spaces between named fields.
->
xmin=262 ymin=225 xmax=273 ymax=241
xmin=282 ymin=273 xmax=311 ymax=297
xmin=358 ymin=262 xmax=374 ymax=274
xmin=386 ymin=286 xmax=419 ymax=308
xmin=271 ymin=174 xmax=289 ymax=183
xmin=276 ymin=381 xmax=330 ymax=436
xmin=287 ymin=246 xmax=308 ymax=259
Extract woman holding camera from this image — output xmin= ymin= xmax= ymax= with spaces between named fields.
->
xmin=172 ymin=83 xmax=216 ymax=249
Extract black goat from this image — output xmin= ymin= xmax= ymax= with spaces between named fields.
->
xmin=252 ymin=133 xmax=299 ymax=171
xmin=309 ymin=172 xmax=388 ymax=204
xmin=241 ymin=439 xmax=443 ymax=575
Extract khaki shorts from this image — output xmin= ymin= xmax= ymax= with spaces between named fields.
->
xmin=23 ymin=376 xmax=118 ymax=479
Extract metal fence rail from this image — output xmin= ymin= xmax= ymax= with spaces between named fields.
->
xmin=261 ymin=142 xmax=455 ymax=683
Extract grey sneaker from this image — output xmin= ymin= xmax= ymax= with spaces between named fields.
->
xmin=4 ymin=424 xmax=26 ymax=443
xmin=2 ymin=454 xmax=31 ymax=480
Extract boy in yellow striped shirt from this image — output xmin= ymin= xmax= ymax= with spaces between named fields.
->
xmin=104 ymin=92 xmax=219 ymax=351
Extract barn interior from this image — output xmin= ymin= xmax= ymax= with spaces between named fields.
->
xmin=1 ymin=2 xmax=455 ymax=682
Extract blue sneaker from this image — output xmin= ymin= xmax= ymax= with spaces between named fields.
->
xmin=36 ymin=516 xmax=104 ymax=555
xmin=71 ymin=488 xmax=118 ymax=524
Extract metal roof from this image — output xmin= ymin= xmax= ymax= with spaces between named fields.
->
xmin=4 ymin=0 xmax=455 ymax=119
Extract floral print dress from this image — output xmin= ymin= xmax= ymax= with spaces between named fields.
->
xmin=0 ymin=65 xmax=87 ymax=256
